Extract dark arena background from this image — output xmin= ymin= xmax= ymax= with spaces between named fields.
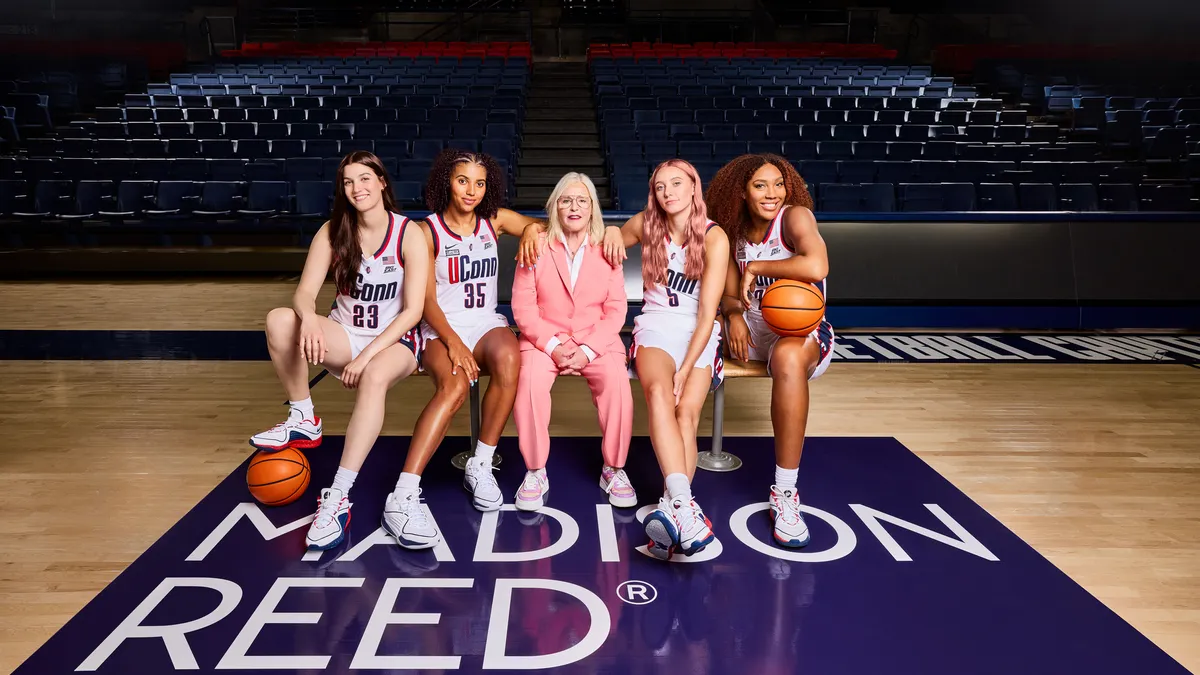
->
xmin=1 ymin=0 xmax=1199 ymax=673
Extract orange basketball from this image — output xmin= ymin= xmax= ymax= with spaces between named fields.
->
xmin=246 ymin=447 xmax=311 ymax=506
xmin=760 ymin=280 xmax=825 ymax=337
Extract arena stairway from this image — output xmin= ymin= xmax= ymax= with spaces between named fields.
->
xmin=514 ymin=61 xmax=610 ymax=209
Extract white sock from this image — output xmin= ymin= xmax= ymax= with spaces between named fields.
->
xmin=775 ymin=465 xmax=798 ymax=491
xmin=331 ymin=466 xmax=357 ymax=496
xmin=394 ymin=471 xmax=421 ymax=496
xmin=664 ymin=473 xmax=691 ymax=502
xmin=474 ymin=441 xmax=496 ymax=461
xmin=289 ymin=397 xmax=314 ymax=420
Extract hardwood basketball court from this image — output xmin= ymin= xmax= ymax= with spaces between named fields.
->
xmin=1 ymin=279 xmax=1198 ymax=673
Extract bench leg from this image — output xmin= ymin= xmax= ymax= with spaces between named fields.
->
xmin=697 ymin=380 xmax=742 ymax=472
xmin=452 ymin=381 xmax=500 ymax=470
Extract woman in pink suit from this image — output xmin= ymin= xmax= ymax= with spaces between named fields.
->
xmin=509 ymin=172 xmax=636 ymax=512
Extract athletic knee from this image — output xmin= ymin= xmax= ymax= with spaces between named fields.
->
xmin=675 ymin=405 xmax=700 ymax=431
xmin=265 ymin=307 xmax=297 ymax=344
xmin=490 ymin=347 xmax=521 ymax=388
xmin=357 ymin=367 xmax=393 ymax=395
xmin=436 ymin=374 xmax=469 ymax=409
xmin=642 ymin=377 xmax=673 ymax=405
xmin=771 ymin=340 xmax=815 ymax=380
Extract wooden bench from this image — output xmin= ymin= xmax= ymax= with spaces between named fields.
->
xmin=453 ymin=352 xmax=768 ymax=473
xmin=305 ymin=316 xmax=769 ymax=473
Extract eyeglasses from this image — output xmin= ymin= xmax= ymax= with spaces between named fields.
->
xmin=558 ymin=196 xmax=591 ymax=208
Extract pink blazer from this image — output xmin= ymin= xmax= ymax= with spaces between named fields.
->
xmin=511 ymin=233 xmax=628 ymax=357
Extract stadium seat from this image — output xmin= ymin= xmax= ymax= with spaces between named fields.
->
xmin=976 ymin=183 xmax=1018 ymax=211
xmin=1056 ymin=184 xmax=1099 ymax=211
xmin=1019 ymin=183 xmax=1058 ymax=211
xmin=239 ymin=181 xmax=291 ymax=218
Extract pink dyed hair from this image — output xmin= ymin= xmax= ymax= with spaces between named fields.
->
xmin=642 ymin=159 xmax=708 ymax=289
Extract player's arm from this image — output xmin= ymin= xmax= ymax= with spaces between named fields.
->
xmin=493 ymin=207 xmax=544 ymax=237
xmin=415 ymin=221 xmax=461 ymax=345
xmin=360 ymin=221 xmax=429 ymax=361
xmin=293 ymin=221 xmax=334 ymax=364
xmin=496 ymin=207 xmax=548 ymax=268
xmin=720 ymin=242 xmax=745 ymax=317
xmin=743 ymin=206 xmax=828 ymax=286
xmin=720 ymin=239 xmax=754 ymax=362
xmin=600 ymin=211 xmax=644 ymax=266
xmin=292 ymin=221 xmax=332 ymax=321
xmin=677 ymin=226 xmax=729 ymax=374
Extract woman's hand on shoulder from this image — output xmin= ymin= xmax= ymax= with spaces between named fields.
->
xmin=602 ymin=212 xmax=642 ymax=267
xmin=516 ymin=223 xmax=546 ymax=269
xmin=601 ymin=226 xmax=625 ymax=267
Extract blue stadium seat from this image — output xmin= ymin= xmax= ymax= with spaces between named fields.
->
xmin=819 ymin=183 xmax=895 ymax=212
xmin=1057 ymin=184 xmax=1099 ymax=211
xmin=1019 ymin=183 xmax=1058 ymax=211
xmin=59 ymin=180 xmax=115 ymax=220
xmin=294 ymin=181 xmax=332 ymax=216
xmin=393 ymin=181 xmax=423 ymax=207
xmin=12 ymin=180 xmax=73 ymax=219
xmin=977 ymin=183 xmax=1018 ymax=211
xmin=1142 ymin=184 xmax=1193 ymax=211
xmin=145 ymin=181 xmax=201 ymax=219
xmin=193 ymin=181 xmax=245 ymax=217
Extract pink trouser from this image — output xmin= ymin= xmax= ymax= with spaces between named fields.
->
xmin=514 ymin=348 xmax=633 ymax=470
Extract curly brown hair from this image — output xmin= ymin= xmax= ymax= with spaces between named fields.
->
xmin=422 ymin=148 xmax=507 ymax=219
xmin=704 ymin=154 xmax=813 ymax=247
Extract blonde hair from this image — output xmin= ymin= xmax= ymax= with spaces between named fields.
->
xmin=544 ymin=172 xmax=605 ymax=246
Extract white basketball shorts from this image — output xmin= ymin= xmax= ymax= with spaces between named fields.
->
xmin=419 ymin=312 xmax=511 ymax=358
xmin=630 ymin=312 xmax=724 ymax=390
xmin=743 ymin=313 xmax=835 ymax=380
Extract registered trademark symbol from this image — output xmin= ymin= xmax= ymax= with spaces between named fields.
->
xmin=616 ymin=580 xmax=657 ymax=605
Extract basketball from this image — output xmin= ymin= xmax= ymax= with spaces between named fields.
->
xmin=246 ymin=448 xmax=311 ymax=506
xmin=760 ymin=280 xmax=825 ymax=337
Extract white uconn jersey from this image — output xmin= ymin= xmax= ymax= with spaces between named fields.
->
xmin=426 ymin=213 xmax=500 ymax=319
xmin=329 ymin=212 xmax=409 ymax=333
xmin=737 ymin=205 xmax=827 ymax=322
xmin=641 ymin=222 xmax=718 ymax=317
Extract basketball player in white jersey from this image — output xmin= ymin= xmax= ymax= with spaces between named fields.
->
xmin=250 ymin=151 xmax=431 ymax=551
xmin=707 ymin=153 xmax=834 ymax=549
xmin=406 ymin=149 xmax=544 ymax=520
xmin=600 ymin=159 xmax=729 ymax=560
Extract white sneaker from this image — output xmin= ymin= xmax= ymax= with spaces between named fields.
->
xmin=463 ymin=455 xmax=503 ymax=511
xmin=642 ymin=497 xmax=680 ymax=560
xmin=306 ymin=488 xmax=351 ymax=550
xmin=382 ymin=489 xmax=441 ymax=549
xmin=599 ymin=466 xmax=637 ymax=508
xmin=643 ymin=496 xmax=715 ymax=560
xmin=514 ymin=469 xmax=549 ymax=511
xmin=250 ymin=412 xmax=322 ymax=452
xmin=769 ymin=485 xmax=810 ymax=548
xmin=675 ymin=497 xmax=716 ymax=556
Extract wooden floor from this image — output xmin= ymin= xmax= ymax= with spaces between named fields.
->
xmin=2 ymin=280 xmax=1199 ymax=674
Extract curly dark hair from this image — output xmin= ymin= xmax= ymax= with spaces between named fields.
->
xmin=704 ymin=154 xmax=813 ymax=247
xmin=422 ymin=148 xmax=506 ymax=219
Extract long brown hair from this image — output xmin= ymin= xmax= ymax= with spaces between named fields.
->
xmin=705 ymin=154 xmax=812 ymax=248
xmin=642 ymin=159 xmax=708 ymax=288
xmin=329 ymin=151 xmax=397 ymax=295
